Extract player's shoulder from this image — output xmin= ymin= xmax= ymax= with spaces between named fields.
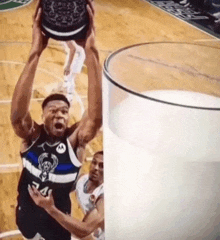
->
xmin=95 ymin=186 xmax=104 ymax=206
xmin=78 ymin=173 xmax=88 ymax=182
xmin=92 ymin=181 xmax=104 ymax=203
xmin=75 ymin=173 xmax=88 ymax=191
xmin=96 ymin=183 xmax=104 ymax=196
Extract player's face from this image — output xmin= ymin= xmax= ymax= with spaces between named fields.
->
xmin=89 ymin=154 xmax=103 ymax=183
xmin=42 ymin=100 xmax=70 ymax=137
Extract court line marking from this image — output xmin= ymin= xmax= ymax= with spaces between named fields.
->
xmin=0 ymin=230 xmax=21 ymax=239
xmin=194 ymin=38 xmax=220 ymax=42
xmin=0 ymin=230 xmax=79 ymax=239
xmin=0 ymin=163 xmax=20 ymax=168
xmin=0 ymin=0 xmax=33 ymax=12
xmin=0 ymin=60 xmax=87 ymax=100
xmin=0 ymin=41 xmax=113 ymax=54
xmin=0 ymin=40 xmax=62 ymax=45
xmin=0 ymin=97 xmax=44 ymax=103
xmin=0 ymin=0 xmax=12 ymax=5
xmin=0 ymin=60 xmax=64 ymax=82
xmin=0 ymin=163 xmax=21 ymax=173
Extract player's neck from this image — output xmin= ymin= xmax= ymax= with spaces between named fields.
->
xmin=46 ymin=135 xmax=61 ymax=145
xmin=43 ymin=125 xmax=63 ymax=144
xmin=86 ymin=179 xmax=102 ymax=193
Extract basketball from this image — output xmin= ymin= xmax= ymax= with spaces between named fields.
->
xmin=41 ymin=0 xmax=89 ymax=41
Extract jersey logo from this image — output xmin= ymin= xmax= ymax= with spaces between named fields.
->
xmin=89 ymin=194 xmax=96 ymax=204
xmin=38 ymin=153 xmax=58 ymax=182
xmin=56 ymin=143 xmax=66 ymax=154
xmin=38 ymin=142 xmax=46 ymax=151
xmin=0 ymin=0 xmax=33 ymax=12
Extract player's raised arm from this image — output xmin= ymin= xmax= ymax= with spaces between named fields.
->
xmin=69 ymin=0 xmax=102 ymax=154
xmin=10 ymin=8 xmax=48 ymax=139
xmin=84 ymin=0 xmax=102 ymax=123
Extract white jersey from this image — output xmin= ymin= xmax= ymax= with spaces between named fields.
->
xmin=76 ymin=174 xmax=104 ymax=240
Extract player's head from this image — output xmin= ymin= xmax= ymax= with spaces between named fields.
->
xmin=41 ymin=94 xmax=70 ymax=137
xmin=89 ymin=151 xmax=103 ymax=184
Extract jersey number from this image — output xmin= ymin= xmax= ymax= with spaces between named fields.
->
xmin=32 ymin=181 xmax=50 ymax=196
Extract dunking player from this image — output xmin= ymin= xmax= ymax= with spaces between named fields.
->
xmin=29 ymin=151 xmax=104 ymax=240
xmin=10 ymin=0 xmax=102 ymax=239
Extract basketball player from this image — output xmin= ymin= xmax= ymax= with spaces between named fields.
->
xmin=64 ymin=41 xmax=85 ymax=79
xmin=62 ymin=40 xmax=85 ymax=109
xmin=28 ymin=151 xmax=104 ymax=240
xmin=10 ymin=1 xmax=102 ymax=239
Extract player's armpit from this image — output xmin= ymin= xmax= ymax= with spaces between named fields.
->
xmin=77 ymin=116 xmax=102 ymax=146
xmin=68 ymin=113 xmax=101 ymax=153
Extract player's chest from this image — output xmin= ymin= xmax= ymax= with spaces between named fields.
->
xmin=26 ymin=140 xmax=70 ymax=164
xmin=22 ymin=139 xmax=79 ymax=183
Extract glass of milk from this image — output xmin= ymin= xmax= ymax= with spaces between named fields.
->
xmin=103 ymin=42 xmax=220 ymax=240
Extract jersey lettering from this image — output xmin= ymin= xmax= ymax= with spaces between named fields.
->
xmin=32 ymin=181 xmax=51 ymax=196
xmin=40 ymin=186 xmax=49 ymax=196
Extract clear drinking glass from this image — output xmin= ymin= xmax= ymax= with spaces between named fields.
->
xmin=103 ymin=42 xmax=220 ymax=240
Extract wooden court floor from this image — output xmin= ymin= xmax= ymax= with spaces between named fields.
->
xmin=0 ymin=0 xmax=219 ymax=239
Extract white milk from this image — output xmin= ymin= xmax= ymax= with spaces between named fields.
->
xmin=104 ymin=89 xmax=220 ymax=240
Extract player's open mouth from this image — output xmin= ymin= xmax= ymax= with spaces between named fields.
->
xmin=54 ymin=123 xmax=64 ymax=130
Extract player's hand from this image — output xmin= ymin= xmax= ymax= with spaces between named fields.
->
xmin=75 ymin=0 xmax=95 ymax=50
xmin=84 ymin=0 xmax=96 ymax=50
xmin=28 ymin=185 xmax=54 ymax=210
xmin=32 ymin=0 xmax=41 ymax=22
xmin=64 ymin=66 xmax=71 ymax=76
xmin=31 ymin=8 xmax=49 ymax=56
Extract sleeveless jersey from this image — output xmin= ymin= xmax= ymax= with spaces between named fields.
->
xmin=76 ymin=174 xmax=104 ymax=240
xmin=17 ymin=125 xmax=81 ymax=214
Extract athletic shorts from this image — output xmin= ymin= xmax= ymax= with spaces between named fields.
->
xmin=16 ymin=205 xmax=71 ymax=240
